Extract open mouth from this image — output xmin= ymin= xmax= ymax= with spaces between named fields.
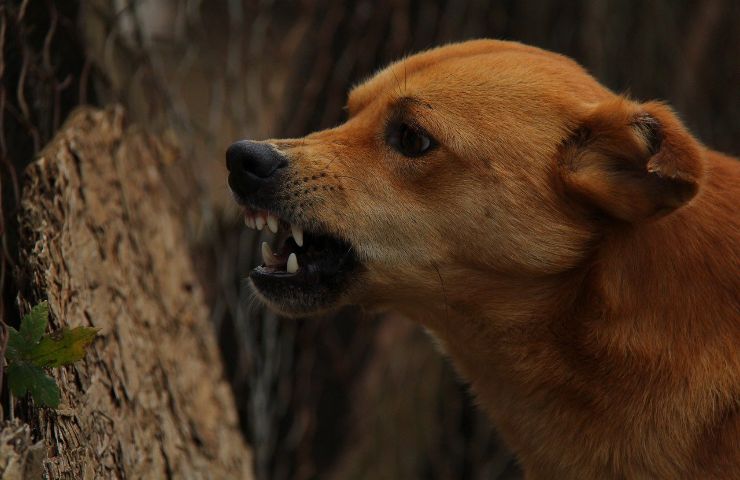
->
xmin=241 ymin=206 xmax=359 ymax=315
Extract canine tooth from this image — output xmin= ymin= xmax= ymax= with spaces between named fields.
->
xmin=255 ymin=215 xmax=265 ymax=230
xmin=267 ymin=214 xmax=279 ymax=233
xmin=291 ymin=224 xmax=304 ymax=247
xmin=286 ymin=253 xmax=299 ymax=273
xmin=261 ymin=242 xmax=280 ymax=266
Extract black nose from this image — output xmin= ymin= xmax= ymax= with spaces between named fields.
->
xmin=226 ymin=140 xmax=287 ymax=178
xmin=226 ymin=140 xmax=288 ymax=199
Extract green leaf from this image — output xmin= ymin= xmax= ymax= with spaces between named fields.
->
xmin=19 ymin=301 xmax=48 ymax=343
xmin=5 ymin=327 xmax=27 ymax=362
xmin=3 ymin=301 xmax=98 ymax=409
xmin=29 ymin=326 xmax=99 ymax=368
xmin=7 ymin=363 xmax=61 ymax=408
xmin=6 ymin=302 xmax=50 ymax=362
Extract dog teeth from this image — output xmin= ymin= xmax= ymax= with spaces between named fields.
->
xmin=267 ymin=214 xmax=279 ymax=233
xmin=255 ymin=215 xmax=265 ymax=231
xmin=286 ymin=253 xmax=299 ymax=273
xmin=246 ymin=211 xmax=305 ymax=255
xmin=291 ymin=224 xmax=304 ymax=247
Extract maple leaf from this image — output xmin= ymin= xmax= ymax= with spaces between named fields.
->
xmin=30 ymin=327 xmax=99 ymax=368
xmin=6 ymin=363 xmax=61 ymax=408
xmin=4 ymin=301 xmax=98 ymax=408
xmin=6 ymin=301 xmax=48 ymax=360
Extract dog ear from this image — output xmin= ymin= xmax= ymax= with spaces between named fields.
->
xmin=559 ymin=98 xmax=704 ymax=222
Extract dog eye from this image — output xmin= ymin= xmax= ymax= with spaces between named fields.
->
xmin=389 ymin=123 xmax=434 ymax=157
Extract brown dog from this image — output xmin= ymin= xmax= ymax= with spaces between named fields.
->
xmin=226 ymin=40 xmax=740 ymax=478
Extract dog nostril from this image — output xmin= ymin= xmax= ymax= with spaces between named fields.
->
xmin=235 ymin=158 xmax=251 ymax=174
xmin=226 ymin=140 xmax=288 ymax=179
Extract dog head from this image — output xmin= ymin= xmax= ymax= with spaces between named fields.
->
xmin=226 ymin=39 xmax=704 ymax=318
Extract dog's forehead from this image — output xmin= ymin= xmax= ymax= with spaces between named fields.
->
xmin=348 ymin=40 xmax=519 ymax=112
xmin=348 ymin=39 xmax=606 ymax=116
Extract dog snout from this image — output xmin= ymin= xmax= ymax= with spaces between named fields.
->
xmin=226 ymin=140 xmax=288 ymax=197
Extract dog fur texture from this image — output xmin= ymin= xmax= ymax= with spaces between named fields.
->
xmin=246 ymin=40 xmax=740 ymax=478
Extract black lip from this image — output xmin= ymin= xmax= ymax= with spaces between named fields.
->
xmin=230 ymin=188 xmax=249 ymax=207
xmin=249 ymin=232 xmax=360 ymax=315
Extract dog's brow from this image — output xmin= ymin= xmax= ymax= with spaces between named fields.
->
xmin=347 ymin=90 xmax=430 ymax=119
xmin=388 ymin=96 xmax=433 ymax=121
xmin=392 ymin=96 xmax=429 ymax=110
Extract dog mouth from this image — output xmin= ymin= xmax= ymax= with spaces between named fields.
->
xmin=240 ymin=205 xmax=360 ymax=315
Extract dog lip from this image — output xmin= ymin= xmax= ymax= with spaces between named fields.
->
xmin=248 ymin=229 xmax=360 ymax=316
xmin=230 ymin=188 xmax=249 ymax=206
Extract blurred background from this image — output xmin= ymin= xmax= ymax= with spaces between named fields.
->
xmin=1 ymin=1 xmax=738 ymax=479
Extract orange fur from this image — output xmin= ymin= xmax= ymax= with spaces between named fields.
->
xmin=258 ymin=40 xmax=740 ymax=478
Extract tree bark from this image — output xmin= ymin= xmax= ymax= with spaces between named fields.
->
xmin=7 ymin=106 xmax=253 ymax=479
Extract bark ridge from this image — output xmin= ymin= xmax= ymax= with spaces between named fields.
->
xmin=16 ymin=106 xmax=253 ymax=479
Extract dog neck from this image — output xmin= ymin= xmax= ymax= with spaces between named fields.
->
xmin=389 ymin=156 xmax=739 ymax=475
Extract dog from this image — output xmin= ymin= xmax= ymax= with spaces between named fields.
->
xmin=226 ymin=40 xmax=739 ymax=478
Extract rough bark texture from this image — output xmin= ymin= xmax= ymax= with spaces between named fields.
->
xmin=13 ymin=106 xmax=253 ymax=479
xmin=0 ymin=420 xmax=44 ymax=480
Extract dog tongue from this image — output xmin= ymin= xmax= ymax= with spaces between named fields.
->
xmin=262 ymin=242 xmax=286 ymax=267
xmin=261 ymin=241 xmax=300 ymax=274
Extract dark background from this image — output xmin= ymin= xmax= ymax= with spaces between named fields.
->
xmin=2 ymin=1 xmax=738 ymax=478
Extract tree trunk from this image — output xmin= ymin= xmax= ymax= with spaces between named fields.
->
xmin=5 ymin=106 xmax=253 ymax=479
